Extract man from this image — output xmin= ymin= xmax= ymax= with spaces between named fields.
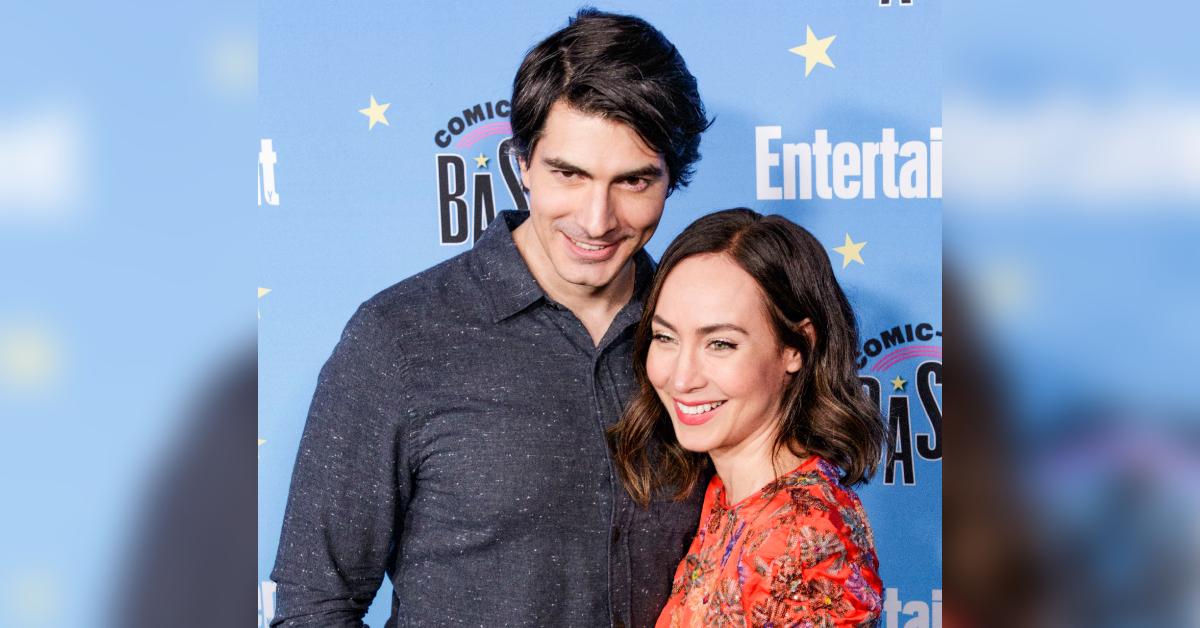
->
xmin=271 ymin=9 xmax=710 ymax=627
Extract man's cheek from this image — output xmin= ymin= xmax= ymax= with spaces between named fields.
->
xmin=633 ymin=200 xmax=667 ymax=232
xmin=532 ymin=187 xmax=573 ymax=217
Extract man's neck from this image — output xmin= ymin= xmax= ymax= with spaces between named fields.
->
xmin=512 ymin=221 xmax=637 ymax=346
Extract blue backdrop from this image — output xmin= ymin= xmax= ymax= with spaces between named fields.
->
xmin=258 ymin=2 xmax=941 ymax=626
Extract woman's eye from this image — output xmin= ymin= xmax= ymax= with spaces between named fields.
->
xmin=651 ymin=332 xmax=675 ymax=343
xmin=708 ymin=339 xmax=737 ymax=351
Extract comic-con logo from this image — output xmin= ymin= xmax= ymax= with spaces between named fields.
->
xmin=857 ymin=322 xmax=942 ymax=486
xmin=433 ymin=99 xmax=528 ymax=245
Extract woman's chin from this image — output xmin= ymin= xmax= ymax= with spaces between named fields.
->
xmin=672 ymin=428 xmax=714 ymax=454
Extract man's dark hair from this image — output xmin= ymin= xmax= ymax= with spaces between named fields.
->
xmin=510 ymin=8 xmax=710 ymax=194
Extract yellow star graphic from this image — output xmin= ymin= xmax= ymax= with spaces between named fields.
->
xmin=891 ymin=376 xmax=907 ymax=391
xmin=832 ymin=233 xmax=867 ymax=268
xmin=789 ymin=26 xmax=836 ymax=77
xmin=473 ymin=153 xmax=489 ymax=168
xmin=358 ymin=95 xmax=390 ymax=130
xmin=258 ymin=438 xmax=267 ymax=446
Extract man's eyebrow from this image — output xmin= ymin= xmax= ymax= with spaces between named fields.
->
xmin=540 ymin=157 xmax=664 ymax=182
xmin=615 ymin=164 xmax=665 ymax=181
xmin=541 ymin=157 xmax=590 ymax=176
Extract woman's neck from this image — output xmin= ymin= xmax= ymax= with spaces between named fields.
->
xmin=709 ymin=429 xmax=805 ymax=504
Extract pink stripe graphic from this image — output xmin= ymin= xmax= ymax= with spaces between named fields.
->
xmin=873 ymin=349 xmax=941 ymax=372
xmin=455 ymin=121 xmax=513 ymax=149
xmin=873 ymin=347 xmax=942 ymax=372
xmin=869 ymin=345 xmax=942 ymax=372
xmin=872 ymin=350 xmax=942 ymax=373
xmin=868 ymin=348 xmax=940 ymax=374
xmin=877 ymin=345 xmax=941 ymax=363
xmin=457 ymin=120 xmax=509 ymax=144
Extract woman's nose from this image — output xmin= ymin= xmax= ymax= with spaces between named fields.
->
xmin=671 ymin=349 xmax=705 ymax=393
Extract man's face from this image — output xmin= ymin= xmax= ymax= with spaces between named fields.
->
xmin=518 ymin=101 xmax=669 ymax=294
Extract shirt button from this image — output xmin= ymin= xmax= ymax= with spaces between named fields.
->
xmin=613 ymin=617 xmax=626 ymax=628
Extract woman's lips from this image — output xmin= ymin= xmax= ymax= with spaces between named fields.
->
xmin=673 ymin=399 xmax=725 ymax=426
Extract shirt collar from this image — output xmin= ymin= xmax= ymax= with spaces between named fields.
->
xmin=609 ymin=243 xmax=656 ymax=336
xmin=471 ymin=211 xmax=544 ymax=322
xmin=472 ymin=210 xmax=656 ymax=326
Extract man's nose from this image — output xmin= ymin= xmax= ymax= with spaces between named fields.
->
xmin=579 ymin=184 xmax=618 ymax=238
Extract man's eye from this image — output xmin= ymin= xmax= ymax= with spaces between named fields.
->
xmin=622 ymin=177 xmax=649 ymax=191
xmin=554 ymin=170 xmax=580 ymax=180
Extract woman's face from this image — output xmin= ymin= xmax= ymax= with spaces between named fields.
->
xmin=646 ymin=253 xmax=802 ymax=458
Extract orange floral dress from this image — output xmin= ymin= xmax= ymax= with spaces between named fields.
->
xmin=656 ymin=456 xmax=882 ymax=628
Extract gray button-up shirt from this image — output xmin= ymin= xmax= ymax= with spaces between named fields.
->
xmin=271 ymin=211 xmax=704 ymax=627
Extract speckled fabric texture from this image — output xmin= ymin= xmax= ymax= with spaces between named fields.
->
xmin=271 ymin=211 xmax=704 ymax=627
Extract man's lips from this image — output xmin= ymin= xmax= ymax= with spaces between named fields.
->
xmin=562 ymin=233 xmax=620 ymax=262
xmin=673 ymin=399 xmax=726 ymax=426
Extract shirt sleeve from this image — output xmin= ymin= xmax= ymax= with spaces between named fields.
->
xmin=269 ymin=302 xmax=414 ymax=627
xmin=743 ymin=489 xmax=883 ymax=627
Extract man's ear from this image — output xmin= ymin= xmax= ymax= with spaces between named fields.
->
xmin=785 ymin=318 xmax=816 ymax=374
xmin=517 ymin=156 xmax=530 ymax=191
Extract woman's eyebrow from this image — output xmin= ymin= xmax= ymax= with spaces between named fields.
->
xmin=653 ymin=315 xmax=747 ymax=336
xmin=698 ymin=323 xmax=748 ymax=335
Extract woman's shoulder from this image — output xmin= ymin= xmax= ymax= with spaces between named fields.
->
xmin=738 ymin=456 xmax=881 ymax=592
xmin=761 ymin=456 xmax=877 ymax=554
xmin=739 ymin=457 xmax=884 ymax=625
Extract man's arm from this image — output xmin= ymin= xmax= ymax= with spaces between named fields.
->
xmin=270 ymin=302 xmax=412 ymax=627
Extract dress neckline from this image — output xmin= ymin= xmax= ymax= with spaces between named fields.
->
xmin=712 ymin=454 xmax=823 ymax=511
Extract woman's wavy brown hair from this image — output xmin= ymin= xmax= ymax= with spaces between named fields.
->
xmin=610 ymin=208 xmax=887 ymax=506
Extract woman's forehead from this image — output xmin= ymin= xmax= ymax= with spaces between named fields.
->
xmin=656 ymin=254 xmax=771 ymax=328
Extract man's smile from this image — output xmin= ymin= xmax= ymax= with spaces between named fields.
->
xmin=561 ymin=232 xmax=622 ymax=261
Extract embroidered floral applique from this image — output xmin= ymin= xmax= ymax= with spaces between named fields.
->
xmin=657 ymin=456 xmax=883 ymax=628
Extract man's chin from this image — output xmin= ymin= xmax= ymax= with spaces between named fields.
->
xmin=559 ymin=271 xmax=619 ymax=291
xmin=551 ymin=255 xmax=629 ymax=289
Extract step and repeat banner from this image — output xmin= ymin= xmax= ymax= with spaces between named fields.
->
xmin=259 ymin=2 xmax=940 ymax=626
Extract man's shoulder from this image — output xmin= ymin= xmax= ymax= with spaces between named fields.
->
xmin=356 ymin=248 xmax=481 ymax=325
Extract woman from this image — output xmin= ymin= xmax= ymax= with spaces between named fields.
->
xmin=611 ymin=208 xmax=888 ymax=627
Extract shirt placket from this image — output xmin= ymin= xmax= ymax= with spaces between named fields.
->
xmin=594 ymin=347 xmax=633 ymax=628
xmin=542 ymin=301 xmax=630 ymax=627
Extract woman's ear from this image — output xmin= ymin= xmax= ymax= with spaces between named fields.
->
xmin=784 ymin=318 xmax=815 ymax=374
xmin=784 ymin=347 xmax=803 ymax=374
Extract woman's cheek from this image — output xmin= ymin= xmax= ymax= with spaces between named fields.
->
xmin=645 ymin=347 xmax=671 ymax=390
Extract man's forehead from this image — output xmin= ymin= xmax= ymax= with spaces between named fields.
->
xmin=533 ymin=102 xmax=664 ymax=167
